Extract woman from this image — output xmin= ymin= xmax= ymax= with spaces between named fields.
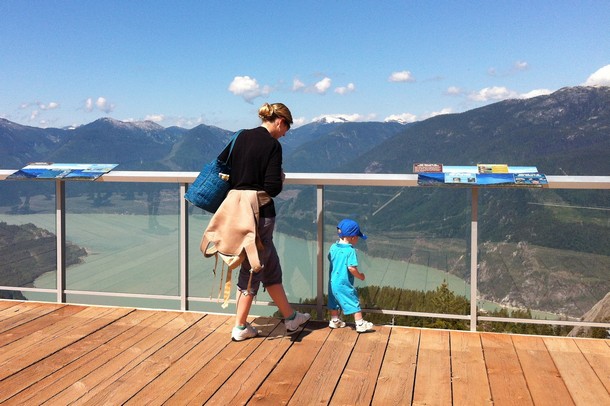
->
xmin=218 ymin=102 xmax=310 ymax=341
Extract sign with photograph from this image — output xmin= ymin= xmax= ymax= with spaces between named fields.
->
xmin=7 ymin=162 xmax=118 ymax=181
xmin=416 ymin=164 xmax=548 ymax=187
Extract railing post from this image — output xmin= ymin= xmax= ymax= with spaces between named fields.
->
xmin=180 ymin=183 xmax=189 ymax=311
xmin=470 ymin=187 xmax=479 ymax=331
xmin=316 ymin=185 xmax=324 ymax=318
xmin=56 ymin=180 xmax=66 ymax=303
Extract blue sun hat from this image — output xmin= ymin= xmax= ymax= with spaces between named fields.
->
xmin=337 ymin=218 xmax=367 ymax=240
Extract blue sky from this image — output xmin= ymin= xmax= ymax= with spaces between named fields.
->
xmin=1 ymin=1 xmax=609 ymax=131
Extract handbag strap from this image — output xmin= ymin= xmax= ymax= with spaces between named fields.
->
xmin=222 ymin=129 xmax=243 ymax=164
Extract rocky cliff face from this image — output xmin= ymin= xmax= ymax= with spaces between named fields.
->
xmin=569 ymin=292 xmax=610 ymax=338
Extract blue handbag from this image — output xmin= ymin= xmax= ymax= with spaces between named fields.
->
xmin=184 ymin=130 xmax=242 ymax=213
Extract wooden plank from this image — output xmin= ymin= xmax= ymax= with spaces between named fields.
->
xmin=249 ymin=321 xmax=331 ymax=405
xmin=450 ymin=330 xmax=493 ymax=406
xmin=331 ymin=326 xmax=390 ymax=405
xmin=544 ymin=336 xmax=610 ymax=405
xmin=0 ymin=307 xmax=147 ymax=403
xmin=412 ymin=328 xmax=451 ymax=406
xmin=372 ymin=327 xmax=419 ymax=406
xmin=84 ymin=313 xmax=230 ymax=405
xmin=0 ymin=303 xmax=83 ymax=348
xmin=125 ymin=315 xmax=233 ymax=405
xmin=574 ymin=338 xmax=610 ymax=393
xmin=512 ymin=334 xmax=574 ymax=406
xmin=288 ymin=325 xmax=358 ymax=405
xmin=50 ymin=311 xmax=203 ymax=404
xmin=0 ymin=305 xmax=129 ymax=380
xmin=206 ymin=317 xmax=302 ymax=404
xmin=0 ymin=302 xmax=64 ymax=335
xmin=12 ymin=310 xmax=181 ymax=405
xmin=164 ymin=317 xmax=281 ymax=405
xmin=0 ymin=300 xmax=21 ymax=311
xmin=480 ymin=333 xmax=533 ymax=406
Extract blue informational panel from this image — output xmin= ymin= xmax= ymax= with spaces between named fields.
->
xmin=7 ymin=163 xmax=118 ymax=181
xmin=415 ymin=165 xmax=548 ymax=187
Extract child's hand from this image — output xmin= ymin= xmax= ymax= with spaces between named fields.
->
xmin=349 ymin=266 xmax=365 ymax=281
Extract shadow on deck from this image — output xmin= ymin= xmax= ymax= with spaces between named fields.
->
xmin=0 ymin=301 xmax=609 ymax=405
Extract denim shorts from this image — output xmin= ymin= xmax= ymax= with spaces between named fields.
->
xmin=237 ymin=216 xmax=282 ymax=296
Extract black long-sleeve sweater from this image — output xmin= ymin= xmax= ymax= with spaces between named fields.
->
xmin=218 ymin=126 xmax=283 ymax=218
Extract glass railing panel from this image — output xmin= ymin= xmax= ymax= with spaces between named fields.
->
xmin=60 ymin=182 xmax=181 ymax=306
xmin=321 ymin=185 xmax=472 ymax=328
xmin=0 ymin=180 xmax=57 ymax=301
xmin=477 ymin=188 xmax=610 ymax=336
xmin=187 ymin=185 xmax=318 ymax=316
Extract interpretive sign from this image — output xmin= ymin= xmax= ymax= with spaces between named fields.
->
xmin=416 ymin=164 xmax=548 ymax=187
xmin=7 ymin=162 xmax=118 ymax=181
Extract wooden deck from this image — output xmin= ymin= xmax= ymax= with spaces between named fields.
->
xmin=0 ymin=301 xmax=609 ymax=405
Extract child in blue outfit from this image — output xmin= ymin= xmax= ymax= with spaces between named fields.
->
xmin=327 ymin=219 xmax=374 ymax=333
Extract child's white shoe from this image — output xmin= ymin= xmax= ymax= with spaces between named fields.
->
xmin=329 ymin=319 xmax=346 ymax=329
xmin=355 ymin=319 xmax=374 ymax=333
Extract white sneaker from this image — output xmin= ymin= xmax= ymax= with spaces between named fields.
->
xmin=329 ymin=319 xmax=346 ymax=329
xmin=355 ymin=319 xmax=374 ymax=333
xmin=285 ymin=312 xmax=311 ymax=333
xmin=231 ymin=322 xmax=259 ymax=341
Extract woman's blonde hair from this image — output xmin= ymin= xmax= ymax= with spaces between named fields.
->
xmin=258 ymin=102 xmax=293 ymax=126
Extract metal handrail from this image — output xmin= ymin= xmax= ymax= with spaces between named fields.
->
xmin=1 ymin=169 xmax=609 ymax=332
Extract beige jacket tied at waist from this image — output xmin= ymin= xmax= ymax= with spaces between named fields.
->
xmin=200 ymin=189 xmax=271 ymax=307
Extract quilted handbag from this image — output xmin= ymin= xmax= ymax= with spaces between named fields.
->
xmin=184 ymin=130 xmax=242 ymax=213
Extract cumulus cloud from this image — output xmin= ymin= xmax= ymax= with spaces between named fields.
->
xmin=38 ymin=101 xmax=60 ymax=110
xmin=468 ymin=86 xmax=518 ymax=102
xmin=518 ymin=89 xmax=552 ymax=99
xmin=513 ymin=60 xmax=529 ymax=71
xmin=445 ymin=86 xmax=463 ymax=96
xmin=334 ymin=83 xmax=355 ymax=95
xmin=292 ymin=117 xmax=307 ymax=127
xmin=228 ymin=76 xmax=271 ymax=103
xmin=292 ymin=78 xmax=306 ymax=91
xmin=384 ymin=112 xmax=417 ymax=124
xmin=314 ymin=77 xmax=332 ymax=94
xmin=584 ymin=64 xmax=610 ymax=86
xmin=85 ymin=97 xmax=115 ymax=113
xmin=144 ymin=114 xmax=165 ymax=123
xmin=388 ymin=70 xmax=415 ymax=82
xmin=311 ymin=113 xmax=373 ymax=123
xmin=421 ymin=108 xmax=453 ymax=120
xmin=468 ymin=86 xmax=552 ymax=102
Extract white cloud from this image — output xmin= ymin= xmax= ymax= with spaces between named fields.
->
xmin=584 ymin=64 xmax=610 ymax=86
xmin=292 ymin=117 xmax=307 ymax=127
xmin=314 ymin=77 xmax=332 ymax=94
xmin=421 ymin=108 xmax=453 ymax=120
xmin=96 ymin=97 xmax=115 ymax=113
xmin=38 ymin=101 xmax=60 ymax=110
xmin=518 ymin=89 xmax=552 ymax=99
xmin=334 ymin=83 xmax=355 ymax=95
xmin=445 ymin=86 xmax=463 ymax=96
xmin=468 ymin=86 xmax=518 ymax=102
xmin=388 ymin=70 xmax=415 ymax=82
xmin=144 ymin=114 xmax=165 ymax=123
xmin=84 ymin=97 xmax=115 ymax=113
xmin=384 ymin=112 xmax=417 ymax=124
xmin=228 ymin=76 xmax=271 ymax=103
xmin=311 ymin=113 xmax=373 ymax=123
xmin=514 ymin=60 xmax=529 ymax=71
xmin=292 ymin=78 xmax=306 ymax=91
xmin=468 ymin=86 xmax=553 ymax=103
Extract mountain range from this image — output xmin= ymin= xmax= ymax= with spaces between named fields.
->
xmin=1 ymin=85 xmax=609 ymax=317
